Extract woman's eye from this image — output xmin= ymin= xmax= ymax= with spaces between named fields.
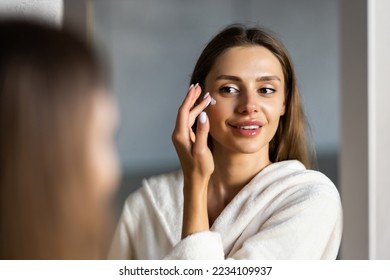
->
xmin=259 ymin=87 xmax=275 ymax=94
xmin=219 ymin=86 xmax=239 ymax=94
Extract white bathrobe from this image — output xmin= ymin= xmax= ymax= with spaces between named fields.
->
xmin=108 ymin=160 xmax=342 ymax=260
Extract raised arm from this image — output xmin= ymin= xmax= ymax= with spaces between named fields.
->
xmin=171 ymin=84 xmax=214 ymax=238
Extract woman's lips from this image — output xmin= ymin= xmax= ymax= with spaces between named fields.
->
xmin=228 ymin=120 xmax=264 ymax=137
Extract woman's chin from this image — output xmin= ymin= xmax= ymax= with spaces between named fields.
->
xmin=214 ymin=139 xmax=268 ymax=155
xmin=233 ymin=145 xmax=265 ymax=154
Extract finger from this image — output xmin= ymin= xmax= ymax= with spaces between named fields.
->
xmin=172 ymin=131 xmax=192 ymax=160
xmin=190 ymin=129 xmax=196 ymax=143
xmin=179 ymin=83 xmax=201 ymax=112
xmin=193 ymin=111 xmax=210 ymax=155
xmin=188 ymin=93 xmax=211 ymax=126
xmin=191 ymin=83 xmax=203 ymax=104
xmin=174 ymin=84 xmax=202 ymax=133
xmin=173 ymin=84 xmax=196 ymax=139
xmin=172 ymin=84 xmax=203 ymax=151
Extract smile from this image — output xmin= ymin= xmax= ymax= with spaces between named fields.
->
xmin=232 ymin=125 xmax=260 ymax=130
xmin=228 ymin=120 xmax=264 ymax=137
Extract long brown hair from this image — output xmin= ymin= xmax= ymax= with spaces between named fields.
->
xmin=190 ymin=24 xmax=311 ymax=168
xmin=0 ymin=20 xmax=112 ymax=259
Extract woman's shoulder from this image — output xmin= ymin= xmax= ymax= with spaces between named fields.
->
xmin=262 ymin=160 xmax=340 ymax=201
xmin=255 ymin=160 xmax=342 ymax=223
xmin=143 ymin=169 xmax=184 ymax=189
xmin=120 ymin=170 xmax=184 ymax=244
xmin=123 ymin=169 xmax=184 ymax=211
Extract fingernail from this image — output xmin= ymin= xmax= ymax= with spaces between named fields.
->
xmin=203 ymin=92 xmax=210 ymax=99
xmin=194 ymin=83 xmax=199 ymax=88
xmin=199 ymin=111 xmax=207 ymax=124
xmin=189 ymin=84 xmax=194 ymax=90
xmin=210 ymin=98 xmax=217 ymax=105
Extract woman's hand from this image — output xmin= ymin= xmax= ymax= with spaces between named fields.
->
xmin=172 ymin=84 xmax=214 ymax=183
xmin=172 ymin=84 xmax=213 ymax=238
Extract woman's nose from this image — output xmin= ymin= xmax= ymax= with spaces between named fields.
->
xmin=237 ymin=92 xmax=260 ymax=115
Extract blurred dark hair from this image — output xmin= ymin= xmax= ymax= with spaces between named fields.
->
xmin=190 ymin=24 xmax=311 ymax=168
xmin=0 ymin=19 xmax=110 ymax=259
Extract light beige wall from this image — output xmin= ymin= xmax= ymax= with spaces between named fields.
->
xmin=369 ymin=0 xmax=390 ymax=259
xmin=341 ymin=0 xmax=390 ymax=259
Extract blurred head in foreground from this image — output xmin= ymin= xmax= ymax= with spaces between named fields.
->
xmin=0 ymin=19 xmax=120 ymax=259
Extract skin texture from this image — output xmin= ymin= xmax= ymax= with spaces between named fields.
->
xmin=172 ymin=46 xmax=286 ymax=238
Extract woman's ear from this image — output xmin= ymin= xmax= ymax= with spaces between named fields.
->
xmin=280 ymin=103 xmax=286 ymax=116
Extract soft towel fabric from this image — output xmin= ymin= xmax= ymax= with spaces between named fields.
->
xmin=108 ymin=160 xmax=343 ymax=260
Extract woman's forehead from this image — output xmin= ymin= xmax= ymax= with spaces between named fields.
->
xmin=208 ymin=46 xmax=284 ymax=82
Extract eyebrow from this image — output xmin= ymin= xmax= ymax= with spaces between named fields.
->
xmin=216 ymin=74 xmax=281 ymax=82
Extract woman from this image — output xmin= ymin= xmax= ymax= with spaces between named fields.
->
xmin=109 ymin=24 xmax=342 ymax=259
xmin=0 ymin=20 xmax=120 ymax=259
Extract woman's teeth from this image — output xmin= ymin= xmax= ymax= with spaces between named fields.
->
xmin=237 ymin=125 xmax=260 ymax=130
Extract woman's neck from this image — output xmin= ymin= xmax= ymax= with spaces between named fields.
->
xmin=207 ymin=142 xmax=271 ymax=226
xmin=210 ymin=143 xmax=271 ymax=192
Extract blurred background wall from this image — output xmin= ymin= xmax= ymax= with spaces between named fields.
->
xmin=91 ymin=0 xmax=340 ymax=213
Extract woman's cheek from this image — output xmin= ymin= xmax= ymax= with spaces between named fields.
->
xmin=206 ymin=99 xmax=230 ymax=129
xmin=260 ymin=100 xmax=284 ymax=143
xmin=261 ymin=99 xmax=284 ymax=123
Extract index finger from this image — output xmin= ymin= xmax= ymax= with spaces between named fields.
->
xmin=180 ymin=83 xmax=202 ymax=112
xmin=175 ymin=83 xmax=202 ymax=131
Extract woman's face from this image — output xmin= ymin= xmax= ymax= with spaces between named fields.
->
xmin=204 ymin=46 xmax=285 ymax=155
xmin=86 ymin=91 xmax=120 ymax=200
